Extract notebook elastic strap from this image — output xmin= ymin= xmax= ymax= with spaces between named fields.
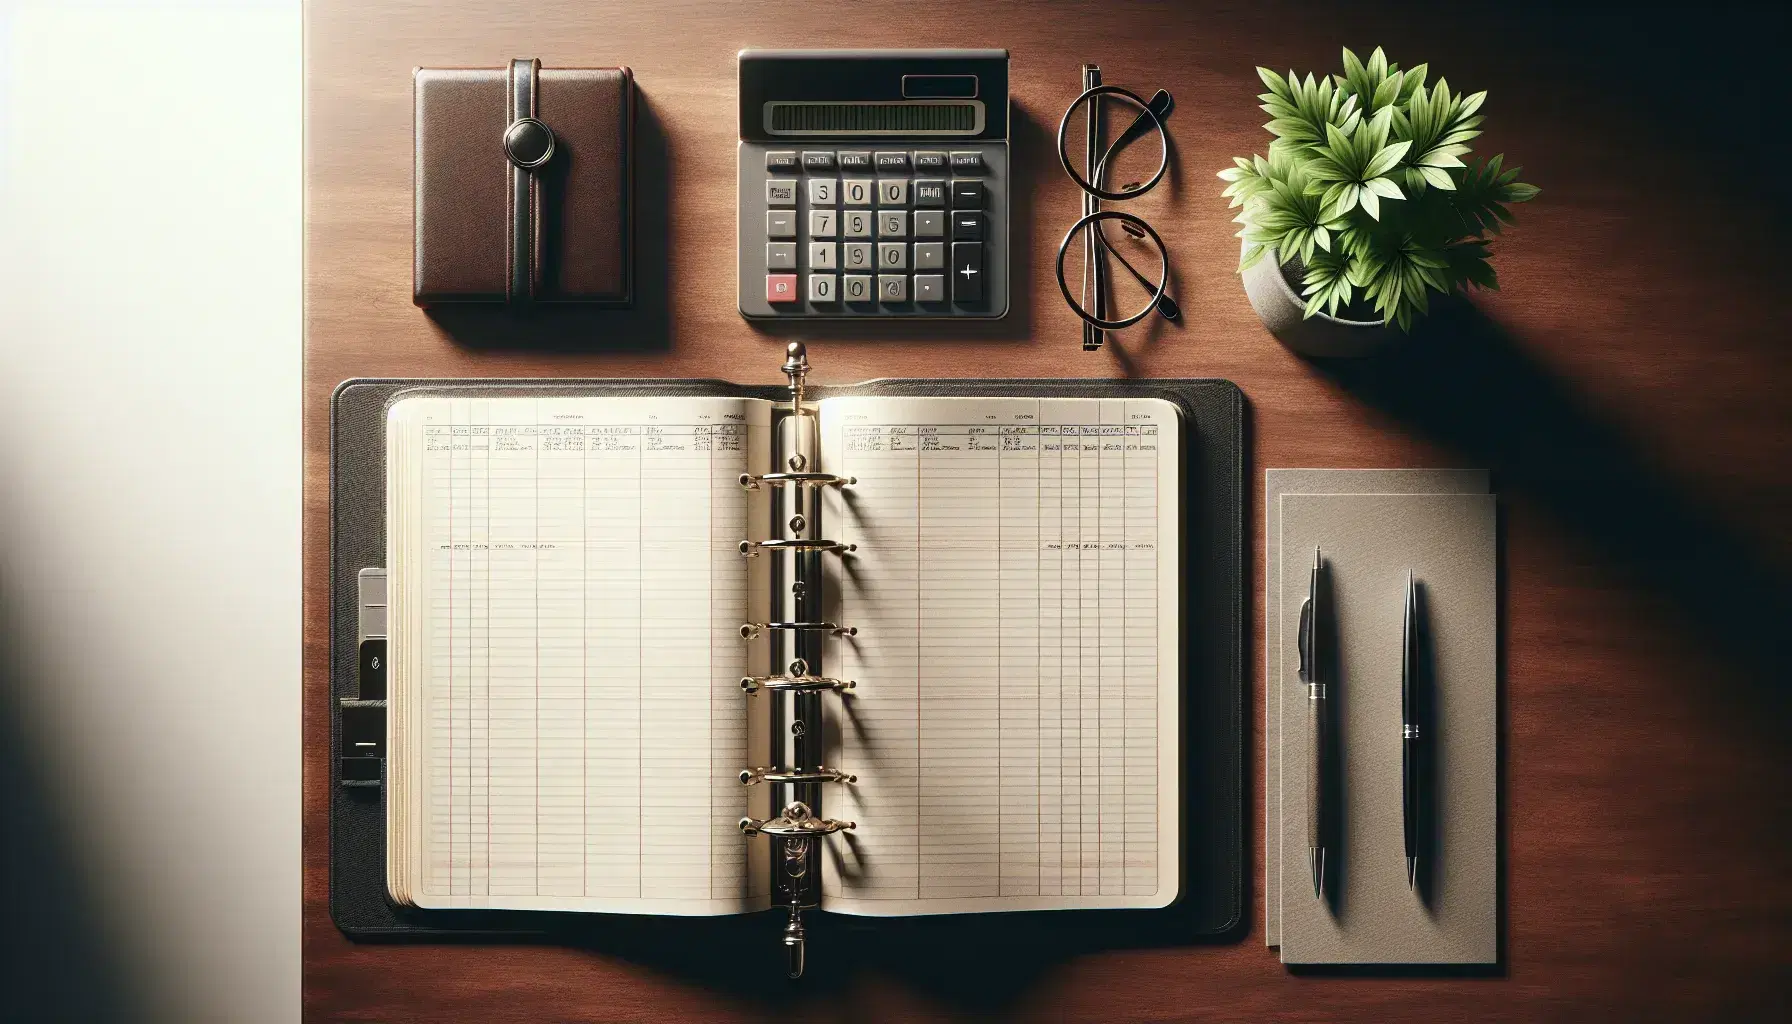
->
xmin=503 ymin=58 xmax=547 ymax=304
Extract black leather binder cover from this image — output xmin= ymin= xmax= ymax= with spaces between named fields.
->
xmin=328 ymin=377 xmax=1246 ymax=947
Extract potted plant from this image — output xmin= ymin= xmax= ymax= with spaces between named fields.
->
xmin=1219 ymin=47 xmax=1539 ymax=356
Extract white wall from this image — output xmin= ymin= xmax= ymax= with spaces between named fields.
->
xmin=0 ymin=1 xmax=300 ymax=1021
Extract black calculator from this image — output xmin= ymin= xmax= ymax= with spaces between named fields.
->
xmin=737 ymin=49 xmax=1010 ymax=320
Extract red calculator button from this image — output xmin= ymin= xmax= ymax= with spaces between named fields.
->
xmin=766 ymin=274 xmax=799 ymax=303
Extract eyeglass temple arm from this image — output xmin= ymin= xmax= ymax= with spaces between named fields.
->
xmin=1093 ymin=227 xmax=1180 ymax=321
xmin=1082 ymin=66 xmax=1105 ymax=350
xmin=1093 ymin=89 xmax=1174 ymax=185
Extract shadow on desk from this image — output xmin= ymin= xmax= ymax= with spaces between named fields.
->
xmin=1310 ymin=301 xmax=1792 ymax=716
xmin=423 ymin=94 xmax=673 ymax=354
xmin=529 ymin=907 xmax=1234 ymax=1015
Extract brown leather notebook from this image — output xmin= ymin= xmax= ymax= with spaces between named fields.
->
xmin=413 ymin=59 xmax=633 ymax=306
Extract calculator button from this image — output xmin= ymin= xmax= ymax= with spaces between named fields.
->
xmin=952 ymin=212 xmax=984 ymax=241
xmin=766 ymin=274 xmax=799 ymax=303
xmin=844 ymin=274 xmax=874 ymax=303
xmin=766 ymin=178 xmax=798 ymax=207
xmin=913 ymin=180 xmax=947 ymax=207
xmin=951 ymin=243 xmax=983 ymax=302
xmin=875 ymin=152 xmax=911 ymax=173
xmin=914 ymin=151 xmax=946 ymax=172
xmin=877 ymin=179 xmax=910 ymax=206
xmin=951 ymin=179 xmax=985 ymax=209
xmin=912 ymin=242 xmax=945 ymax=270
xmin=914 ymin=274 xmax=946 ymax=303
xmin=843 ymin=210 xmax=873 ymax=239
xmin=808 ymin=273 xmax=838 ymax=303
xmin=766 ymin=242 xmax=796 ymax=270
xmin=842 ymin=179 xmax=874 ymax=206
xmin=949 ymin=151 xmax=984 ymax=173
xmin=878 ymin=210 xmax=909 ymax=238
xmin=766 ymin=210 xmax=796 ymax=238
xmin=878 ymin=274 xmax=909 ymax=303
xmin=801 ymin=151 xmax=836 ymax=172
xmin=913 ymin=211 xmax=946 ymax=238
xmin=838 ymin=151 xmax=873 ymax=172
xmin=808 ymin=242 xmax=838 ymax=270
xmin=878 ymin=242 xmax=908 ymax=270
xmin=843 ymin=242 xmax=873 ymax=270
xmin=807 ymin=178 xmax=838 ymax=205
xmin=766 ymin=151 xmax=799 ymax=172
xmin=809 ymin=209 xmax=838 ymax=238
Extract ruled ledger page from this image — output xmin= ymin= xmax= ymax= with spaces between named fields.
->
xmin=816 ymin=397 xmax=1181 ymax=915
xmin=385 ymin=395 xmax=772 ymax=915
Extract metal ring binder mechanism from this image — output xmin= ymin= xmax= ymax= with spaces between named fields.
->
xmin=737 ymin=342 xmax=858 ymax=978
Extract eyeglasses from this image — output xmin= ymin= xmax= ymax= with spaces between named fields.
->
xmin=1055 ymin=66 xmax=1181 ymax=350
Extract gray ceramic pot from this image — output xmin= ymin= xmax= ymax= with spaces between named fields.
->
xmin=1239 ymin=242 xmax=1396 ymax=358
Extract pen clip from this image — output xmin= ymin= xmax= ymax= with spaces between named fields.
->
xmin=1297 ymin=597 xmax=1314 ymax=684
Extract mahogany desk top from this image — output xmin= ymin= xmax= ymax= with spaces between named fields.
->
xmin=304 ymin=1 xmax=1792 ymax=1018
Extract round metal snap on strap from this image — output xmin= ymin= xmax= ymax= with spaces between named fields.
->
xmin=502 ymin=117 xmax=556 ymax=170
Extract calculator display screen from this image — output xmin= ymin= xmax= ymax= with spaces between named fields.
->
xmin=766 ymin=102 xmax=980 ymax=135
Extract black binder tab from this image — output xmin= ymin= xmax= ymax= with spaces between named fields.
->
xmin=340 ymin=756 xmax=383 ymax=785
xmin=340 ymin=699 xmax=386 ymax=789
xmin=358 ymin=638 xmax=387 ymax=700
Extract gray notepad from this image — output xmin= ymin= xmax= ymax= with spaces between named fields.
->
xmin=1264 ymin=470 xmax=1488 ymax=944
xmin=1276 ymin=492 xmax=1497 ymax=964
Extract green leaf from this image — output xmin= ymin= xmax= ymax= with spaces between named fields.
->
xmin=1420 ymin=165 xmax=1456 ymax=190
xmin=1306 ymin=155 xmax=1349 ymax=183
xmin=1371 ymin=71 xmax=1404 ymax=111
xmin=1364 ymin=176 xmax=1405 ymax=200
xmin=1258 ymin=66 xmax=1292 ymax=99
xmin=1398 ymin=63 xmax=1429 ymax=102
xmin=1360 ymin=187 xmax=1381 ymax=220
xmin=1500 ymin=182 xmax=1541 ymax=202
xmin=1368 ymin=105 xmax=1395 ymax=143
xmin=1322 ymin=181 xmax=1360 ymax=213
xmin=1364 ymin=140 xmax=1413 ymax=179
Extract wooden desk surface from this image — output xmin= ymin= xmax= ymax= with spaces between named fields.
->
xmin=304 ymin=1 xmax=1792 ymax=1018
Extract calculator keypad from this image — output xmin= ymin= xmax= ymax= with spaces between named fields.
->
xmin=744 ymin=142 xmax=1004 ymax=317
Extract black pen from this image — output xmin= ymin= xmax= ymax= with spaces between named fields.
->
xmin=1402 ymin=572 xmax=1422 ymax=890
xmin=1298 ymin=546 xmax=1326 ymax=900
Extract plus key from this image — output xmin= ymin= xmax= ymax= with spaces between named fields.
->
xmin=950 ymin=242 xmax=983 ymax=304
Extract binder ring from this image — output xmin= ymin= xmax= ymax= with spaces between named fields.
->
xmin=741 ymin=675 xmax=856 ymax=694
xmin=739 ymin=539 xmax=856 ymax=556
xmin=739 ymin=472 xmax=856 ymax=490
xmin=740 ymin=802 xmax=856 ymax=838
xmin=739 ymin=766 xmax=857 ymax=786
xmin=740 ymin=621 xmax=858 ymax=640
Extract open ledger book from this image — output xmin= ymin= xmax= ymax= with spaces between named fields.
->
xmin=384 ymin=386 xmax=1181 ymax=931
